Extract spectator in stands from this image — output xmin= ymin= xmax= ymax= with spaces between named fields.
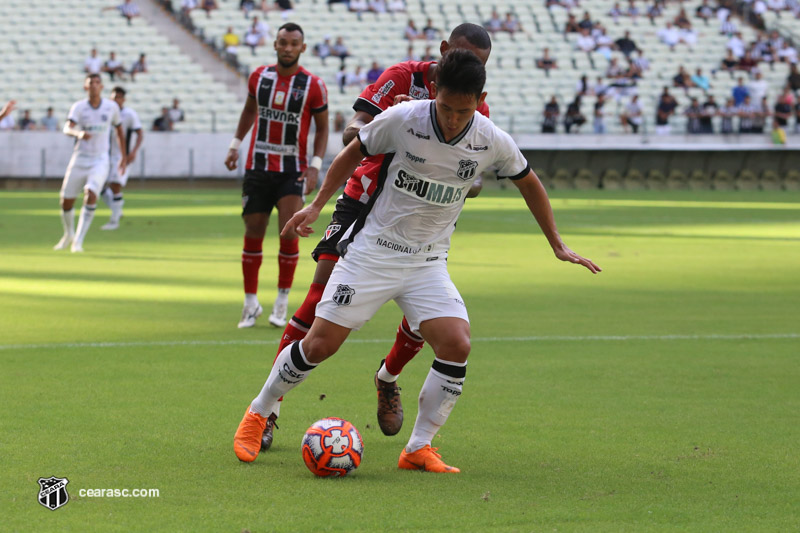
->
xmin=564 ymin=96 xmax=587 ymax=133
xmin=564 ymin=14 xmax=581 ymax=34
xmin=578 ymin=11 xmax=594 ymax=31
xmin=591 ymin=76 xmax=609 ymax=97
xmin=182 ymin=0 xmax=198 ymax=15
xmin=620 ymin=94 xmax=642 ymax=133
xmin=777 ymin=42 xmax=798 ymax=64
xmin=265 ymin=0 xmax=294 ymax=20
xmin=691 ymin=68 xmax=711 ymax=93
xmin=502 ymin=12 xmax=524 ymax=37
xmin=484 ymin=10 xmax=503 ymax=35
xmin=719 ymin=13 xmax=737 ymax=36
xmin=608 ymin=2 xmax=623 ymax=24
xmin=200 ymin=0 xmax=218 ymax=18
xmin=657 ymin=22 xmax=680 ymax=51
xmin=223 ymin=26 xmax=241 ymax=56
xmin=420 ymin=45 xmax=436 ymax=61
xmin=244 ymin=20 xmax=267 ymax=55
xmin=632 ymin=49 xmax=650 ymax=74
xmin=366 ymin=61 xmax=383 ymax=84
xmin=733 ymin=77 xmax=750 ymax=106
xmin=594 ymin=27 xmax=614 ymax=60
xmin=576 ymin=74 xmax=590 ymax=96
xmin=335 ymin=65 xmax=348 ymax=93
xmin=84 ymin=49 xmax=103 ymax=75
xmin=387 ymin=0 xmax=406 ymax=12
xmin=104 ymin=0 xmax=140 ymax=25
xmin=347 ymin=65 xmax=367 ymax=89
xmin=749 ymin=71 xmax=770 ymax=103
xmin=718 ymin=50 xmax=739 ymax=77
xmin=787 ymin=63 xmax=800 ymax=92
xmin=102 ymin=51 xmax=126 ymax=81
xmin=168 ymin=98 xmax=185 ymax=123
xmin=606 ymin=57 xmax=625 ymax=80
xmin=625 ymin=0 xmax=640 ymax=23
xmin=646 ymin=0 xmax=663 ymax=22
xmin=593 ymin=94 xmax=607 ymax=133
xmin=349 ymin=0 xmax=369 ymax=15
xmin=240 ymin=0 xmax=256 ymax=18
xmin=404 ymin=19 xmax=425 ymax=40
xmin=794 ymin=96 xmax=800 ymax=133
xmin=655 ymin=87 xmax=677 ymax=134
xmin=768 ymin=0 xmax=788 ymax=11
xmin=422 ymin=18 xmax=442 ymax=41
xmin=719 ymin=97 xmax=737 ymax=133
xmin=130 ymin=53 xmax=148 ymax=81
xmin=700 ymin=95 xmax=718 ymax=133
xmin=402 ymin=44 xmax=419 ymax=62
xmin=252 ymin=16 xmax=271 ymax=40
xmin=696 ymin=0 xmax=715 ymax=22
xmin=576 ymin=28 xmax=596 ymax=53
xmin=727 ymin=32 xmax=746 ymax=58
xmin=737 ymin=95 xmax=759 ymax=133
xmin=753 ymin=96 xmax=770 ymax=133
xmin=332 ymin=37 xmax=351 ymax=66
xmin=674 ymin=7 xmax=692 ymax=29
xmin=737 ymin=51 xmax=758 ymax=73
xmin=313 ymin=36 xmax=332 ymax=65
xmin=153 ymin=107 xmax=173 ymax=131
xmin=685 ymin=98 xmax=704 ymax=133
xmin=773 ymin=89 xmax=793 ymax=130
xmin=41 ymin=107 xmax=59 ymax=131
xmin=673 ymin=65 xmax=693 ymax=91
xmin=614 ymin=31 xmax=639 ymax=59
xmin=542 ymin=96 xmax=560 ymax=133
xmin=369 ymin=0 xmax=388 ymax=14
xmin=537 ymin=48 xmax=557 ymax=76
xmin=333 ymin=111 xmax=346 ymax=132
xmin=16 ymin=109 xmax=36 ymax=131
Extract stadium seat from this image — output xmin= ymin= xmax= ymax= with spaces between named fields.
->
xmin=783 ymin=169 xmax=800 ymax=191
xmin=711 ymin=170 xmax=735 ymax=191
xmin=759 ymin=170 xmax=782 ymax=191
xmin=600 ymin=168 xmax=623 ymax=190
xmin=666 ymin=169 xmax=689 ymax=190
xmin=623 ymin=168 xmax=646 ymax=190
xmin=688 ymin=169 xmax=712 ymax=191
xmin=646 ymin=169 xmax=668 ymax=191
xmin=735 ymin=169 xmax=759 ymax=191
xmin=573 ymin=168 xmax=598 ymax=190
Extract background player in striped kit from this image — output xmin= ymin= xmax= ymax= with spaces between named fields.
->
xmin=100 ymin=86 xmax=143 ymax=231
xmin=225 ymin=22 xmax=329 ymax=330
xmin=55 ymin=74 xmax=126 ymax=253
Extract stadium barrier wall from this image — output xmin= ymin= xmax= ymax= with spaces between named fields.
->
xmin=1 ymin=132 xmax=798 ymax=187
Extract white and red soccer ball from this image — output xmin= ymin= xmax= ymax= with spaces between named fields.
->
xmin=301 ymin=417 xmax=363 ymax=477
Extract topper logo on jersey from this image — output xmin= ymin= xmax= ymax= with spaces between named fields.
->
xmin=332 ymin=284 xmax=355 ymax=306
xmin=372 ymin=80 xmax=395 ymax=104
xmin=405 ymin=151 xmax=426 ymax=164
xmin=260 ymin=107 xmax=301 ymax=124
xmin=456 ymin=160 xmax=478 ymax=181
xmin=394 ymin=169 xmax=466 ymax=205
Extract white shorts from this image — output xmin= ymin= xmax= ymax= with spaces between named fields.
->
xmin=316 ymin=256 xmax=469 ymax=335
xmin=107 ymin=154 xmax=130 ymax=186
xmin=61 ymin=154 xmax=109 ymax=198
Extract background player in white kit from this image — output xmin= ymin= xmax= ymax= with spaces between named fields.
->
xmin=234 ymin=50 xmax=601 ymax=472
xmin=100 ymin=86 xmax=143 ymax=231
xmin=55 ymin=73 xmax=126 ymax=252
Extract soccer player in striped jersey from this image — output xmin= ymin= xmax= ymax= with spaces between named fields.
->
xmin=225 ymin=22 xmax=329 ymax=330
xmin=259 ymin=23 xmax=492 ymax=452
xmin=100 ymin=86 xmax=143 ymax=231
xmin=234 ymin=49 xmax=600 ymax=471
xmin=55 ymin=74 xmax=126 ymax=253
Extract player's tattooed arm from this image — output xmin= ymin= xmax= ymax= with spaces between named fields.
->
xmin=514 ymin=171 xmax=602 ymax=274
xmin=62 ymin=119 xmax=90 ymax=140
xmin=282 ymin=138 xmax=366 ymax=239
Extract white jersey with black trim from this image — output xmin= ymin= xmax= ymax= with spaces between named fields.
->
xmin=110 ymin=107 xmax=142 ymax=158
xmin=342 ymin=99 xmax=530 ymax=266
xmin=67 ymin=98 xmax=121 ymax=158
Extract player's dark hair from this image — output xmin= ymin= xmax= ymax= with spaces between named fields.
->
xmin=448 ymin=23 xmax=492 ymax=52
xmin=111 ymin=86 xmax=126 ymax=96
xmin=278 ymin=22 xmax=304 ymax=38
xmin=436 ymin=49 xmax=486 ymax=99
xmin=85 ymin=73 xmax=102 ymax=82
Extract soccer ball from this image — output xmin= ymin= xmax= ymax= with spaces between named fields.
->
xmin=301 ymin=417 xmax=363 ymax=477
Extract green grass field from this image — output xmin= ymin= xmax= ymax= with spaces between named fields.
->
xmin=1 ymin=188 xmax=799 ymax=532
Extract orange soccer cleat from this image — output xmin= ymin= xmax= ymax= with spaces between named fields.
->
xmin=233 ymin=406 xmax=267 ymax=462
xmin=398 ymin=445 xmax=460 ymax=473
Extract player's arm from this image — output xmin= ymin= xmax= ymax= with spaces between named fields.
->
xmin=342 ymin=110 xmax=374 ymax=146
xmin=115 ymin=123 xmax=127 ymax=175
xmin=281 ymin=137 xmax=367 ymax=239
xmin=0 ymin=100 xmax=15 ymax=121
xmin=514 ymin=171 xmax=601 ymax=274
xmin=225 ymin=94 xmax=258 ymax=171
xmin=127 ymin=128 xmax=143 ymax=164
xmin=300 ymin=108 xmax=329 ymax=194
xmin=62 ymin=119 xmax=90 ymax=140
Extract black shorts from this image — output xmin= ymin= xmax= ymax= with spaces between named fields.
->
xmin=241 ymin=169 xmax=304 ymax=216
xmin=311 ymin=193 xmax=364 ymax=262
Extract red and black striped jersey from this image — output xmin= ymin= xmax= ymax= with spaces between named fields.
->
xmin=344 ymin=60 xmax=489 ymax=203
xmin=246 ymin=64 xmax=328 ymax=173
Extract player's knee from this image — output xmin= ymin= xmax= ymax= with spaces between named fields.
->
xmin=300 ymin=336 xmax=338 ymax=364
xmin=436 ymin=335 xmax=471 ymax=363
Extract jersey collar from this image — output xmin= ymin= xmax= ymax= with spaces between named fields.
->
xmin=430 ymin=101 xmax=474 ymax=146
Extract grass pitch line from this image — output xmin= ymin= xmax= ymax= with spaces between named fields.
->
xmin=0 ymin=333 xmax=797 ymax=351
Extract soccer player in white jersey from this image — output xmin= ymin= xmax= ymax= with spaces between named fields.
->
xmin=100 ymin=86 xmax=143 ymax=230
xmin=55 ymin=74 xmax=126 ymax=252
xmin=234 ymin=50 xmax=601 ymax=472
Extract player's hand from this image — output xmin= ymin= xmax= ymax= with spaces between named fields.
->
xmin=392 ymin=95 xmax=412 ymax=106
xmin=127 ymin=150 xmax=137 ymax=164
xmin=282 ymin=206 xmax=320 ymax=239
xmin=1 ymin=100 xmax=16 ymax=117
xmin=300 ymin=167 xmax=319 ymax=195
xmin=80 ymin=131 xmax=92 ymax=140
xmin=117 ymin=159 xmax=127 ymax=177
xmin=224 ymin=148 xmax=238 ymax=171
xmin=554 ymin=244 xmax=602 ymax=274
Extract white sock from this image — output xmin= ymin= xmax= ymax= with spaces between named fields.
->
xmin=250 ymin=340 xmax=316 ymax=417
xmin=377 ymin=362 xmax=398 ymax=383
xmin=110 ymin=194 xmax=124 ymax=222
xmin=405 ymin=358 xmax=466 ymax=453
xmin=73 ymin=204 xmax=96 ymax=246
xmin=244 ymin=293 xmax=259 ymax=307
xmin=60 ymin=208 xmax=75 ymax=239
xmin=276 ymin=288 xmax=290 ymax=302
xmin=100 ymin=187 xmax=113 ymax=208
